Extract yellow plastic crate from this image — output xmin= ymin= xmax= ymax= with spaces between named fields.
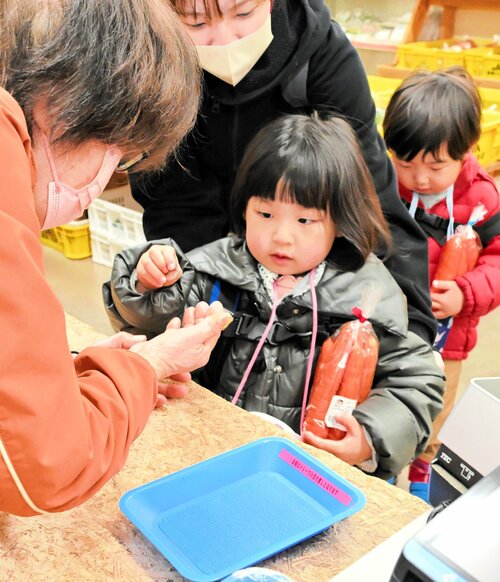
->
xmin=41 ymin=219 xmax=92 ymax=260
xmin=369 ymin=77 xmax=500 ymax=113
xmin=465 ymin=46 xmax=500 ymax=80
xmin=475 ymin=110 xmax=500 ymax=167
xmin=367 ymin=76 xmax=401 ymax=132
xmin=494 ymin=122 xmax=500 ymax=165
xmin=368 ymin=76 xmax=400 ymax=110
xmin=396 ymin=37 xmax=492 ymax=72
xmin=367 ymin=75 xmax=401 ymax=94
xmin=479 ymin=86 xmax=500 ymax=112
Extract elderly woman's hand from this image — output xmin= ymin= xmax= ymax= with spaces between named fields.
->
xmin=90 ymin=331 xmax=191 ymax=407
xmin=91 ymin=331 xmax=148 ymax=350
xmin=155 ymin=372 xmax=192 ymax=408
xmin=129 ymin=301 xmax=232 ymax=381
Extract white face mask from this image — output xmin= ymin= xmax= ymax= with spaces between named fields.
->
xmin=195 ymin=13 xmax=273 ymax=86
xmin=39 ymin=132 xmax=121 ymax=230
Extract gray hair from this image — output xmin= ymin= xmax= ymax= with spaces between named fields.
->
xmin=1 ymin=0 xmax=201 ymax=171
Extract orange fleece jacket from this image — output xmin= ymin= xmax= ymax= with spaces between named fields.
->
xmin=0 ymin=88 xmax=158 ymax=516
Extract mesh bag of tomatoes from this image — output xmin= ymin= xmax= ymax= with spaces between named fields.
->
xmin=303 ymin=309 xmax=379 ymax=440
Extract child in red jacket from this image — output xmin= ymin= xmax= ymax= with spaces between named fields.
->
xmin=383 ymin=67 xmax=500 ymax=502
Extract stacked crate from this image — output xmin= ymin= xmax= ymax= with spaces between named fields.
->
xmin=88 ymin=199 xmax=146 ymax=267
xmin=41 ymin=219 xmax=92 ymax=260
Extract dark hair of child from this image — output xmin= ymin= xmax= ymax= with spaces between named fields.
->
xmin=230 ymin=112 xmax=392 ymax=266
xmin=383 ymin=66 xmax=481 ymax=162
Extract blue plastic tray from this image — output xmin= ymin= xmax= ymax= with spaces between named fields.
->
xmin=120 ymin=436 xmax=366 ymax=582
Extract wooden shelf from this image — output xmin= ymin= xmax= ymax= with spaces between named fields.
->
xmin=377 ymin=1 xmax=500 ymax=89
xmin=405 ymin=0 xmax=500 ymax=43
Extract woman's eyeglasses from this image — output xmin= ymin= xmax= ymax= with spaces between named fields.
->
xmin=115 ymin=151 xmax=149 ymax=173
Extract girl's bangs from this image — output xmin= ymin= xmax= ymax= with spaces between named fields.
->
xmin=246 ymin=154 xmax=332 ymax=211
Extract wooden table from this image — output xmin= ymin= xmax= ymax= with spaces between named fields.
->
xmin=0 ymin=314 xmax=428 ymax=581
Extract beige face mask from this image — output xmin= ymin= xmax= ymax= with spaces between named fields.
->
xmin=195 ymin=13 xmax=273 ymax=86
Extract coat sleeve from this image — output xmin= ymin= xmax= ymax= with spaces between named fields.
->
xmin=103 ymin=239 xmax=206 ymax=336
xmin=353 ymin=331 xmax=445 ymax=479
xmin=455 ymin=182 xmax=500 ymax=319
xmin=0 ymin=92 xmax=158 ymax=516
xmin=456 ymin=234 xmax=500 ymax=318
xmin=307 ymin=21 xmax=436 ymax=345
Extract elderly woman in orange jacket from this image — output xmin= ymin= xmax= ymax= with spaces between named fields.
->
xmin=0 ymin=0 xmax=230 ymax=517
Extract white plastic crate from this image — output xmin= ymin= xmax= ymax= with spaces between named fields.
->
xmin=88 ymin=198 xmax=146 ymax=267
xmin=88 ymin=198 xmax=146 ymax=242
xmin=90 ymin=232 xmax=126 ymax=268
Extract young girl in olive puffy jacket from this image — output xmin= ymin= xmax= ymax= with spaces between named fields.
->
xmin=105 ymin=113 xmax=444 ymax=480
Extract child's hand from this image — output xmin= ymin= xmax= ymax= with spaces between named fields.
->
xmin=431 ymin=280 xmax=464 ymax=319
xmin=303 ymin=414 xmax=372 ymax=466
xmin=136 ymin=244 xmax=183 ymax=290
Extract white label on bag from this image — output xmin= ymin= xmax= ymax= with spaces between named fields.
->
xmin=325 ymin=395 xmax=357 ymax=429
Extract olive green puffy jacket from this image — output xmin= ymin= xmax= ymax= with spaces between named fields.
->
xmin=103 ymin=236 xmax=444 ymax=479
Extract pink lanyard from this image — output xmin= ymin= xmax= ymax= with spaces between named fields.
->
xmin=231 ymin=269 xmax=319 ymax=436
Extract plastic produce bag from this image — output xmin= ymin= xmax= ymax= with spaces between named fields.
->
xmin=303 ymin=287 xmax=380 ymax=440
xmin=432 ymin=204 xmax=485 ymax=351
xmin=432 ymin=206 xmax=484 ymax=284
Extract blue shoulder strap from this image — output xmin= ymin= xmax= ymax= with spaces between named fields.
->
xmin=209 ymin=279 xmax=222 ymax=304
xmin=208 ymin=278 xmax=241 ymax=313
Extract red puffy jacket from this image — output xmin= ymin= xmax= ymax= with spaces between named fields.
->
xmin=399 ymin=154 xmax=500 ymax=360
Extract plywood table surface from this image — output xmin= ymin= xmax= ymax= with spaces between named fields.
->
xmin=0 ymin=314 xmax=428 ymax=581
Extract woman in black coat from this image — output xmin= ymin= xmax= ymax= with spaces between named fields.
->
xmin=131 ymin=0 xmax=436 ymax=345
